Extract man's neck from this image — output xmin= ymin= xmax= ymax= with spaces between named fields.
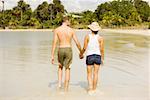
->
xmin=62 ymin=22 xmax=68 ymax=26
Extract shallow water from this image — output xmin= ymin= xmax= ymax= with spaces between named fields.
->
xmin=0 ymin=30 xmax=149 ymax=100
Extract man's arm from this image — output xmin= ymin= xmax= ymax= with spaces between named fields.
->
xmin=81 ymin=34 xmax=89 ymax=55
xmin=99 ymin=37 xmax=104 ymax=64
xmin=72 ymin=30 xmax=81 ymax=52
xmin=51 ymin=29 xmax=58 ymax=64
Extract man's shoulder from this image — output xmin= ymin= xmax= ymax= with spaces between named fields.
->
xmin=54 ymin=25 xmax=74 ymax=33
xmin=69 ymin=26 xmax=76 ymax=32
xmin=65 ymin=26 xmax=75 ymax=34
xmin=53 ymin=26 xmax=62 ymax=33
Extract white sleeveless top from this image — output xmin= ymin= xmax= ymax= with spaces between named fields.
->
xmin=86 ymin=34 xmax=101 ymax=56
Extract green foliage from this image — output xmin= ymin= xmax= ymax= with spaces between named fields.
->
xmin=5 ymin=0 xmax=32 ymax=28
xmin=102 ymin=11 xmax=125 ymax=27
xmin=0 ymin=0 xmax=149 ymax=29
xmin=34 ymin=0 xmax=65 ymax=28
xmin=94 ymin=0 xmax=146 ymax=27
xmin=134 ymin=0 xmax=150 ymax=22
xmin=2 ymin=10 xmax=12 ymax=27
xmin=94 ymin=2 xmax=111 ymax=20
xmin=27 ymin=17 xmax=41 ymax=28
xmin=34 ymin=1 xmax=49 ymax=22
xmin=80 ymin=10 xmax=95 ymax=24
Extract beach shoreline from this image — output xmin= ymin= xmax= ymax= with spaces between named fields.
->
xmin=101 ymin=29 xmax=150 ymax=36
xmin=0 ymin=29 xmax=150 ymax=36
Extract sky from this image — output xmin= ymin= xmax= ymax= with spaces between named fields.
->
xmin=0 ymin=0 xmax=150 ymax=12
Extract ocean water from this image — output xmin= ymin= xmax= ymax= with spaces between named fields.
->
xmin=0 ymin=30 xmax=149 ymax=100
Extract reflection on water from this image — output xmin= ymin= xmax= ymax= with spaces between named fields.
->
xmin=0 ymin=31 xmax=149 ymax=99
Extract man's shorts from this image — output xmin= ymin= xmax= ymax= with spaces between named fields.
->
xmin=58 ymin=47 xmax=72 ymax=69
xmin=86 ymin=54 xmax=101 ymax=65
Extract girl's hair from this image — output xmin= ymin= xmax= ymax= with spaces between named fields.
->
xmin=92 ymin=31 xmax=98 ymax=34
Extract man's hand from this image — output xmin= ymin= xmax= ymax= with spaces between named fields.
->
xmin=79 ymin=53 xmax=84 ymax=59
xmin=51 ymin=56 xmax=54 ymax=64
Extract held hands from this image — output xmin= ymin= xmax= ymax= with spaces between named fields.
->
xmin=79 ymin=52 xmax=84 ymax=59
xmin=51 ymin=56 xmax=54 ymax=64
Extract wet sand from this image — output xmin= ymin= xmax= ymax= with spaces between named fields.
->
xmin=102 ymin=29 xmax=150 ymax=36
xmin=0 ymin=29 xmax=150 ymax=36
xmin=0 ymin=30 xmax=149 ymax=100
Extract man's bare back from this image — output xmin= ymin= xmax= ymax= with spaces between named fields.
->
xmin=54 ymin=25 xmax=74 ymax=48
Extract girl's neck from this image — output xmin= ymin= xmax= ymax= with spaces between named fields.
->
xmin=91 ymin=32 xmax=95 ymax=35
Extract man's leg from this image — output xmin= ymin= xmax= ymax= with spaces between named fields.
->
xmin=87 ymin=65 xmax=93 ymax=92
xmin=64 ymin=68 xmax=70 ymax=92
xmin=93 ymin=64 xmax=100 ymax=90
xmin=63 ymin=48 xmax=72 ymax=92
xmin=58 ymin=64 xmax=63 ymax=89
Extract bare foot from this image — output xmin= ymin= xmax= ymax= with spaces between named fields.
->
xmin=57 ymin=84 xmax=62 ymax=91
xmin=88 ymin=90 xmax=95 ymax=96
xmin=93 ymin=89 xmax=104 ymax=95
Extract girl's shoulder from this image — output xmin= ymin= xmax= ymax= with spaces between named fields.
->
xmin=98 ymin=35 xmax=104 ymax=41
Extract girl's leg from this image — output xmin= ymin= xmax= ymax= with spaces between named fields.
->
xmin=87 ymin=65 xmax=93 ymax=91
xmin=93 ymin=64 xmax=100 ymax=90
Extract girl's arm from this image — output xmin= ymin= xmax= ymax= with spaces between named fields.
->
xmin=99 ymin=36 xmax=104 ymax=64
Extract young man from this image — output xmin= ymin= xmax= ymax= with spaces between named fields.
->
xmin=51 ymin=17 xmax=81 ymax=92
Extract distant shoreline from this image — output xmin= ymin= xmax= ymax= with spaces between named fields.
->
xmin=0 ymin=29 xmax=53 ymax=32
xmin=101 ymin=29 xmax=150 ymax=36
xmin=0 ymin=29 xmax=149 ymax=36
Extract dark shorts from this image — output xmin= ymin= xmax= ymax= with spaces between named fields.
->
xmin=58 ymin=47 xmax=72 ymax=69
xmin=86 ymin=54 xmax=101 ymax=65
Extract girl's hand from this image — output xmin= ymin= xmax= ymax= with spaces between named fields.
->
xmin=79 ymin=53 xmax=84 ymax=59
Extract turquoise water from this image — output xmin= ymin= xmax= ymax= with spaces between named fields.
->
xmin=0 ymin=30 xmax=149 ymax=100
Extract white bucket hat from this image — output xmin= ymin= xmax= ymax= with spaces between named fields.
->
xmin=88 ymin=22 xmax=101 ymax=31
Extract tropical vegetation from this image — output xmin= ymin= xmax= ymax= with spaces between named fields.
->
xmin=0 ymin=0 xmax=149 ymax=29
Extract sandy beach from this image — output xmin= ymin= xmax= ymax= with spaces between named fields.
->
xmin=0 ymin=30 xmax=149 ymax=100
xmin=0 ymin=29 xmax=150 ymax=36
xmin=0 ymin=29 xmax=53 ymax=32
xmin=102 ymin=29 xmax=150 ymax=36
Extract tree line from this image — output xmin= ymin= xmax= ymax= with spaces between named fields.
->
xmin=0 ymin=0 xmax=150 ymax=29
